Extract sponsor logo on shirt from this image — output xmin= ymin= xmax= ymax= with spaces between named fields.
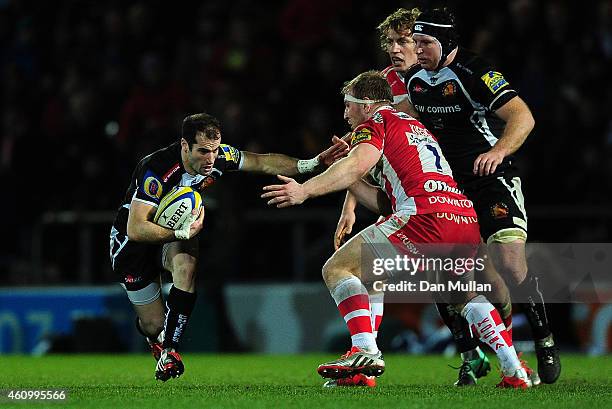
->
xmin=423 ymin=179 xmax=463 ymax=195
xmin=442 ymin=81 xmax=457 ymax=97
xmin=436 ymin=212 xmax=478 ymax=224
xmin=199 ymin=175 xmax=216 ymax=189
xmin=221 ymin=144 xmax=240 ymax=163
xmin=490 ymin=202 xmax=509 ymax=219
xmin=394 ymin=231 xmax=421 ymax=255
xmin=412 ymin=83 xmax=426 ymax=93
xmin=455 ymin=62 xmax=473 ymax=75
xmin=481 ymin=71 xmax=509 ymax=94
xmin=407 ymin=133 xmax=433 ymax=146
xmin=351 ymin=128 xmax=373 ymax=145
xmin=143 ymin=174 xmax=163 ymax=199
xmin=428 ymin=196 xmax=473 ymax=208
xmin=414 ymin=104 xmax=461 ymax=113
xmin=407 ymin=124 xmax=437 ymax=146
xmin=125 ymin=274 xmax=142 ymax=284
xmin=162 ymin=163 xmax=181 ymax=182
xmin=409 ymin=123 xmax=432 ymax=138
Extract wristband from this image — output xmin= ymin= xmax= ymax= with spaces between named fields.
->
xmin=174 ymin=228 xmax=190 ymax=240
xmin=174 ymin=212 xmax=198 ymax=240
xmin=297 ymin=157 xmax=320 ymax=174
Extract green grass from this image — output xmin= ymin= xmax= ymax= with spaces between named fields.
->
xmin=1 ymin=354 xmax=610 ymax=408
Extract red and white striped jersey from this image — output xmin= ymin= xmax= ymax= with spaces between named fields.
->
xmin=350 ymin=106 xmax=477 ymax=217
xmin=381 ymin=66 xmax=408 ymax=105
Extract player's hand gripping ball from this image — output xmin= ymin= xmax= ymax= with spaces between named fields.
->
xmin=153 ymin=186 xmax=203 ymax=230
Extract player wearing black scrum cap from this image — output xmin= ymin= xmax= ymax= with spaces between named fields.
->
xmin=404 ymin=8 xmax=561 ymax=387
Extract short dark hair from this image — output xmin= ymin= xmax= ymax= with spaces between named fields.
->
xmin=181 ymin=113 xmax=221 ymax=147
xmin=376 ymin=8 xmax=421 ymax=51
xmin=341 ymin=70 xmax=393 ymax=103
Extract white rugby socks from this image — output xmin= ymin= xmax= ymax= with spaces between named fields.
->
xmin=462 ymin=295 xmax=521 ymax=375
xmin=369 ymin=291 xmax=384 ymax=339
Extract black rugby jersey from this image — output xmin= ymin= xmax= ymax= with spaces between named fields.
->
xmin=405 ymin=48 xmax=519 ymax=186
xmin=111 ymin=141 xmax=241 ymax=235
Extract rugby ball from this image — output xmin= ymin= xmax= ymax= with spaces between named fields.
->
xmin=153 ymin=186 xmax=202 ymax=230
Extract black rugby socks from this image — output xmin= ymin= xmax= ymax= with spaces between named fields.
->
xmin=435 ymin=301 xmax=478 ymax=353
xmin=162 ymin=286 xmax=197 ymax=349
xmin=517 ymin=272 xmax=551 ymax=341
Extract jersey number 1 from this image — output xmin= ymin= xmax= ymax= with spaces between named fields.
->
xmin=425 ymin=144 xmax=443 ymax=172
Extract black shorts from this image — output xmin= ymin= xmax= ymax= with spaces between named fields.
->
xmin=462 ymin=174 xmax=528 ymax=243
xmin=109 ymin=227 xmax=165 ymax=292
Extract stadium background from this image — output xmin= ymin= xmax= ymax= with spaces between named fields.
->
xmin=0 ymin=0 xmax=610 ymax=356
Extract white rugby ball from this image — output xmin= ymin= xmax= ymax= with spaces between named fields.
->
xmin=153 ymin=186 xmax=202 ymax=230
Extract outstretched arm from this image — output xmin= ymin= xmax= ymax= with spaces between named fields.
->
xmin=239 ymin=136 xmax=349 ymax=176
xmin=240 ymin=151 xmax=301 ymax=175
xmin=261 ymin=143 xmax=381 ymax=208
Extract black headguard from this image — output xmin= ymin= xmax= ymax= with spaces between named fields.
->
xmin=413 ymin=8 xmax=458 ymax=70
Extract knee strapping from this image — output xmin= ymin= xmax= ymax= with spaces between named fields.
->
xmin=487 ymin=228 xmax=527 ymax=244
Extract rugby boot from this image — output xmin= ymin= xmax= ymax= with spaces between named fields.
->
xmin=454 ymin=360 xmax=477 ymax=386
xmin=535 ymin=335 xmax=561 ymax=384
xmin=517 ymin=352 xmax=541 ymax=386
xmin=317 ymin=346 xmax=385 ymax=379
xmin=323 ymin=373 xmax=377 ymax=388
xmin=155 ymin=347 xmax=185 ymax=382
xmin=147 ymin=330 xmax=164 ymax=361
xmin=454 ymin=349 xmax=491 ymax=386
xmin=496 ymin=367 xmax=532 ymax=389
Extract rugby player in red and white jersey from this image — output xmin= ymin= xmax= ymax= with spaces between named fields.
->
xmin=335 ymin=7 xmax=493 ymax=388
xmin=336 ymin=8 xmax=419 ymax=250
xmin=332 ymin=11 xmax=421 ymax=388
xmin=262 ymin=71 xmax=533 ymax=388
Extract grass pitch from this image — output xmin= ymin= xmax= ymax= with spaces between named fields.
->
xmin=2 ymin=354 xmax=610 ymax=408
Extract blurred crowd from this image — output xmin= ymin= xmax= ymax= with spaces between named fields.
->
xmin=1 ymin=0 xmax=611 ymax=284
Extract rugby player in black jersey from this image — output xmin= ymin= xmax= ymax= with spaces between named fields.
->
xmin=109 ymin=113 xmax=348 ymax=381
xmin=402 ymin=8 xmax=560 ymax=386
